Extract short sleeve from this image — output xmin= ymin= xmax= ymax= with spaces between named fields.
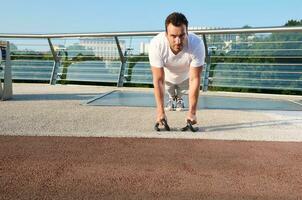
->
xmin=190 ymin=39 xmax=205 ymax=68
xmin=148 ymin=39 xmax=164 ymax=68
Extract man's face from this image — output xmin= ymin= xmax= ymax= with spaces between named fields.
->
xmin=166 ymin=23 xmax=187 ymax=54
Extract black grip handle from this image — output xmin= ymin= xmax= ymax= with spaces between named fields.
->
xmin=181 ymin=120 xmax=199 ymax=132
xmin=154 ymin=122 xmax=160 ymax=131
xmin=154 ymin=118 xmax=170 ymax=132
xmin=187 ymin=120 xmax=199 ymax=132
xmin=161 ymin=118 xmax=170 ymax=131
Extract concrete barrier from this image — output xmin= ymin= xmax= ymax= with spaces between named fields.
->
xmin=0 ymin=41 xmax=12 ymax=100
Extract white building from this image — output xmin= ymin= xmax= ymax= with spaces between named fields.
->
xmin=139 ymin=42 xmax=150 ymax=55
xmin=189 ymin=26 xmax=237 ymax=43
xmin=80 ymin=38 xmax=125 ymax=60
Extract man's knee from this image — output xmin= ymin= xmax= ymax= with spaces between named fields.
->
xmin=177 ymin=79 xmax=189 ymax=96
xmin=165 ymin=81 xmax=176 ymax=98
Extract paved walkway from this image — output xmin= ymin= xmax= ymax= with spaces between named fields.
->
xmin=1 ymin=83 xmax=302 ymax=142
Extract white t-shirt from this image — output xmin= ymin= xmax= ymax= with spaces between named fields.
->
xmin=149 ymin=32 xmax=205 ymax=84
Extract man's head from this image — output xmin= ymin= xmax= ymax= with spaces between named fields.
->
xmin=165 ymin=12 xmax=188 ymax=54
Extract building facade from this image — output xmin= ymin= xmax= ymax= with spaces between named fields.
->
xmin=79 ymin=38 xmax=125 ymax=60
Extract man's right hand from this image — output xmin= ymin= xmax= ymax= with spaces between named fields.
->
xmin=154 ymin=112 xmax=171 ymax=132
xmin=156 ymin=113 xmax=167 ymax=125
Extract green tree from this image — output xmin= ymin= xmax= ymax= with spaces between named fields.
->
xmin=285 ymin=19 xmax=302 ymax=26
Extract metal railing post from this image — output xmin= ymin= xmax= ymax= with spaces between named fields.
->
xmin=48 ymin=38 xmax=60 ymax=85
xmin=202 ymin=34 xmax=211 ymax=92
xmin=0 ymin=44 xmax=3 ymax=97
xmin=1 ymin=41 xmax=13 ymax=100
xmin=115 ymin=36 xmax=126 ymax=87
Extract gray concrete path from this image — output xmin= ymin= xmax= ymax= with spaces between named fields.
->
xmin=1 ymin=83 xmax=302 ymax=142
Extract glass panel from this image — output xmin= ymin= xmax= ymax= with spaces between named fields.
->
xmin=207 ymin=32 xmax=302 ymax=92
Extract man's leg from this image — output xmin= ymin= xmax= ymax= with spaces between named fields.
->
xmin=165 ymin=81 xmax=176 ymax=111
xmin=175 ymin=79 xmax=189 ymax=111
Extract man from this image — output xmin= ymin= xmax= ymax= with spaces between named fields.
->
xmin=149 ymin=12 xmax=205 ymax=128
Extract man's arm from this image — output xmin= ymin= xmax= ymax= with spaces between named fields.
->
xmin=187 ymin=66 xmax=203 ymax=124
xmin=151 ymin=66 xmax=166 ymax=122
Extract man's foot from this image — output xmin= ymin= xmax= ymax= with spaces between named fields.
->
xmin=175 ymin=98 xmax=185 ymax=111
xmin=165 ymin=97 xmax=175 ymax=111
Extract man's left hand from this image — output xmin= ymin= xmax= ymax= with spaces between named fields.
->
xmin=186 ymin=113 xmax=197 ymax=125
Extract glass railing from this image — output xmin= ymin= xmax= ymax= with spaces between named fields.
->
xmin=11 ymin=60 xmax=53 ymax=80
xmin=0 ymin=26 xmax=301 ymax=93
xmin=207 ymin=32 xmax=302 ymax=91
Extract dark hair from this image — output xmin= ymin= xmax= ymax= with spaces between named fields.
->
xmin=165 ymin=12 xmax=188 ymax=32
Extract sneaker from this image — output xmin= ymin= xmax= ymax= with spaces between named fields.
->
xmin=175 ymin=98 xmax=185 ymax=111
xmin=165 ymin=98 xmax=175 ymax=111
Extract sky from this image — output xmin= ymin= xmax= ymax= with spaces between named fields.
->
xmin=1 ymin=0 xmax=302 ymax=34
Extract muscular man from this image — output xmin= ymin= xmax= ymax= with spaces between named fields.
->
xmin=149 ymin=12 xmax=205 ymax=127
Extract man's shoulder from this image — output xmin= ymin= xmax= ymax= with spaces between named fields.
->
xmin=187 ymin=32 xmax=204 ymax=53
xmin=188 ymin=32 xmax=202 ymax=44
xmin=150 ymin=32 xmax=166 ymax=45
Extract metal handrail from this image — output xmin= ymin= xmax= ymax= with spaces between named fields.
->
xmin=1 ymin=26 xmax=302 ymax=38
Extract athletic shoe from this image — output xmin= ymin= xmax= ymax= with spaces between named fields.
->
xmin=175 ymin=98 xmax=185 ymax=111
xmin=165 ymin=97 xmax=175 ymax=111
